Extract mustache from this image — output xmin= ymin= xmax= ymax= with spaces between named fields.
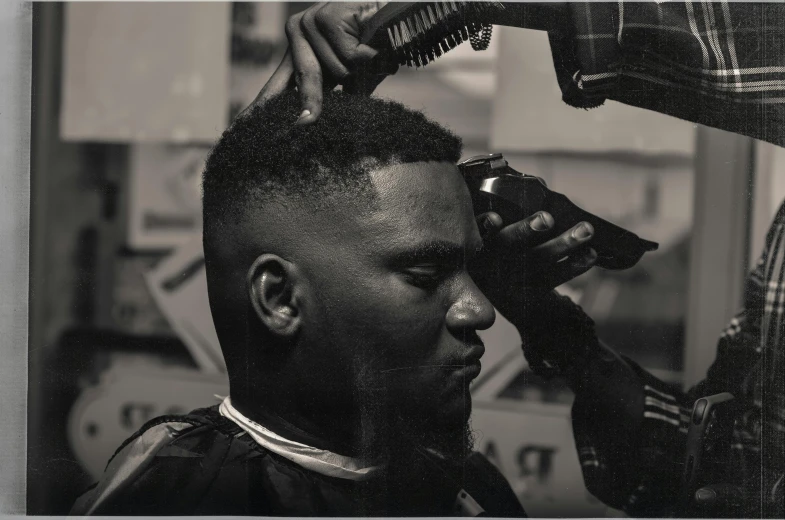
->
xmin=379 ymin=338 xmax=484 ymax=374
xmin=379 ymin=362 xmax=479 ymax=374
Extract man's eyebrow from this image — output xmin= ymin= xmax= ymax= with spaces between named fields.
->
xmin=390 ymin=240 xmax=478 ymax=264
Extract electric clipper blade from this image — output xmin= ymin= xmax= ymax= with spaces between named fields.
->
xmin=459 ymin=154 xmax=659 ymax=270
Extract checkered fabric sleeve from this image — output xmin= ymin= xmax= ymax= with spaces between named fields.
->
xmin=571 ymin=201 xmax=785 ymax=517
xmin=546 ymin=1 xmax=785 ymax=147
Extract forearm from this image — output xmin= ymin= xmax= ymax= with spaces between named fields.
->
xmin=512 ymin=291 xmax=693 ymax=512
xmin=511 ymin=291 xmax=598 ymax=380
xmin=481 ymin=2 xmax=785 ymax=147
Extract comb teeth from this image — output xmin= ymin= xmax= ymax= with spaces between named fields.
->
xmin=384 ymin=1 xmax=503 ymax=67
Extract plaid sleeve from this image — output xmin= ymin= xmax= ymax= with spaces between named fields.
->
xmin=548 ymin=2 xmax=785 ymax=147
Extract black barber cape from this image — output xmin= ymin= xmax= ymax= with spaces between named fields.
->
xmin=70 ymin=405 xmax=526 ymax=516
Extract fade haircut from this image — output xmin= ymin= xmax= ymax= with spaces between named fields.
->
xmin=202 ymin=90 xmax=463 ymax=232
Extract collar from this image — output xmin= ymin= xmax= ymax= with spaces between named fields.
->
xmin=218 ymin=396 xmax=382 ymax=481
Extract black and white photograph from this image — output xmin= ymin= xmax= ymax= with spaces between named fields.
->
xmin=2 ymin=0 xmax=784 ymax=517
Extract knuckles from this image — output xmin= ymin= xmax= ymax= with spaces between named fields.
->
xmin=313 ymin=9 xmax=332 ymax=33
xmin=284 ymin=15 xmax=301 ymax=39
xmin=300 ymin=11 xmax=318 ymax=35
xmin=513 ymin=222 xmax=533 ymax=243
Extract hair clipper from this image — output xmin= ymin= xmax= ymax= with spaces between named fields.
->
xmin=458 ymin=154 xmax=659 ymax=270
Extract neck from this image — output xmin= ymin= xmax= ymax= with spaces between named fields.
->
xmin=229 ymin=384 xmax=366 ymax=458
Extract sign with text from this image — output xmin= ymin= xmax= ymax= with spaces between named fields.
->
xmin=68 ymin=360 xmax=229 ymax=478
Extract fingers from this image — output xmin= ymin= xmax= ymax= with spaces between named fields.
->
xmin=493 ymin=211 xmax=556 ymax=248
xmin=300 ymin=8 xmax=351 ymax=81
xmin=251 ymin=3 xmax=390 ymax=123
xmin=476 ymin=212 xmax=503 ymax=238
xmin=283 ymin=2 xmax=387 ymax=124
xmin=532 ymin=221 xmax=594 ymax=261
xmin=480 ymin=212 xmax=596 ymax=285
xmin=315 ymin=8 xmax=378 ymax=65
xmin=241 ymin=49 xmax=295 ymax=117
xmin=286 ymin=12 xmax=325 ymax=124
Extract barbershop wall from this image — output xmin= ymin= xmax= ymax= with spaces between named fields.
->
xmin=26 ymin=2 xmax=783 ymax=517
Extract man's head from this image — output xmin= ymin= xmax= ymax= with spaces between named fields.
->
xmin=202 ymin=91 xmax=495 ymax=461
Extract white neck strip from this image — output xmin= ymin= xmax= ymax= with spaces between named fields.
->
xmin=219 ymin=397 xmax=381 ymax=481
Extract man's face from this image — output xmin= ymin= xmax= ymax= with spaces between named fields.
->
xmin=294 ymin=161 xmax=496 ymax=449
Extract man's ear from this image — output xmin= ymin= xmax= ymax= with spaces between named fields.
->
xmin=247 ymin=254 xmax=302 ymax=339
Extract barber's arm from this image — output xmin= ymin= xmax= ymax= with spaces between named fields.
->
xmin=516 ymin=293 xmax=688 ymax=516
xmin=253 ymin=2 xmax=785 ymax=147
xmin=518 ymin=287 xmax=771 ymax=517
xmin=467 ymin=213 xmax=691 ymax=513
xmin=474 ymin=202 xmax=784 ymax=517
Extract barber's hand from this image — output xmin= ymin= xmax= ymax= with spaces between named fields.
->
xmin=246 ymin=2 xmax=397 ymax=123
xmin=470 ymin=211 xmax=597 ymax=324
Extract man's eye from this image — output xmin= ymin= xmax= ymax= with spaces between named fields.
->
xmin=405 ymin=266 xmax=449 ymax=289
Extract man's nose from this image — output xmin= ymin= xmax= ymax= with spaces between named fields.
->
xmin=446 ymin=275 xmax=496 ymax=332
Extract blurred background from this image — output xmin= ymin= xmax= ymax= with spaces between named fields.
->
xmin=27 ymin=2 xmax=785 ymax=517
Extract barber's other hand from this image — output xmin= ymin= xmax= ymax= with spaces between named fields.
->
xmin=246 ymin=2 xmax=396 ymax=123
xmin=470 ymin=211 xmax=597 ymax=324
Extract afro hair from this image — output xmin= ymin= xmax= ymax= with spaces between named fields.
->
xmin=202 ymin=90 xmax=463 ymax=229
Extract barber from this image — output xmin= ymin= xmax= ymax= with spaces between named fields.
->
xmin=253 ymin=2 xmax=785 ymax=517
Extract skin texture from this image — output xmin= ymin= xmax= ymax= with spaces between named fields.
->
xmin=217 ymin=159 xmax=596 ymax=462
xmin=246 ymin=2 xmax=390 ymax=122
xmin=229 ymin=161 xmax=494 ymax=460
xmin=303 ymin=162 xmax=493 ymax=432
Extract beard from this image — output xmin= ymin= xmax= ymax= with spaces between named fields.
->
xmin=351 ymin=378 xmax=477 ymax=515
xmin=374 ymin=415 xmax=476 ymax=515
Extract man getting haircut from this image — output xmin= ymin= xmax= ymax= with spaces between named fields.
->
xmin=71 ymin=90 xmax=595 ymax=516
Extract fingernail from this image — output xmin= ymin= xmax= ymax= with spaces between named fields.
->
xmin=531 ymin=212 xmax=553 ymax=231
xmin=573 ymin=222 xmax=593 ymax=240
xmin=695 ymin=488 xmax=717 ymax=503
xmin=297 ymin=109 xmax=311 ymax=121
xmin=482 ymin=216 xmax=496 ymax=231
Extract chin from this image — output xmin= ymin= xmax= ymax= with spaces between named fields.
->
xmin=439 ymin=391 xmax=473 ymax=422
xmin=418 ymin=389 xmax=473 ymax=442
xmin=376 ymin=398 xmax=475 ymax=469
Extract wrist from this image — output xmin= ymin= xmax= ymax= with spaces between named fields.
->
xmin=515 ymin=291 xmax=598 ymax=377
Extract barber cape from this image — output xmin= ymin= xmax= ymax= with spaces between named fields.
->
xmin=70 ymin=401 xmax=526 ymax=516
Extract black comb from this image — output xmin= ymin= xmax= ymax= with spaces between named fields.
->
xmin=360 ymin=2 xmax=504 ymax=68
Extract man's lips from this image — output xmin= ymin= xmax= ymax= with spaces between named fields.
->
xmin=451 ymin=343 xmax=485 ymax=381
xmin=453 ymin=360 xmax=482 ymax=381
xmin=462 ymin=342 xmax=486 ymax=365
xmin=376 ymin=343 xmax=485 ymax=378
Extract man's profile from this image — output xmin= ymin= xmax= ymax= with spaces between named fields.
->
xmin=70 ymin=91 xmax=535 ymax=516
